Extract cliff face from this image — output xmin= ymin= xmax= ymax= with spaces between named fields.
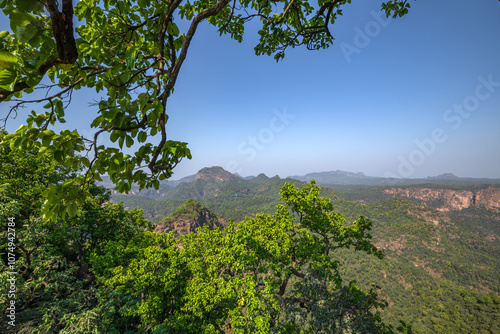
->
xmin=383 ymin=187 xmax=500 ymax=212
xmin=475 ymin=187 xmax=500 ymax=210
xmin=154 ymin=199 xmax=223 ymax=236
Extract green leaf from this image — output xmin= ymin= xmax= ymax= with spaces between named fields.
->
xmin=38 ymin=146 xmax=48 ymax=154
xmin=0 ymin=51 xmax=19 ymax=68
xmin=68 ymin=200 xmax=78 ymax=217
xmin=62 ymin=179 xmax=74 ymax=187
xmin=110 ymin=130 xmax=119 ymax=143
xmin=9 ymin=9 xmax=36 ymax=29
xmin=138 ymin=131 xmax=147 ymax=143
xmin=41 ymin=134 xmax=51 ymax=146
xmin=16 ymin=24 xmax=40 ymax=43
xmin=16 ymin=0 xmax=44 ymax=12
xmin=10 ymin=136 xmax=22 ymax=150
xmin=54 ymin=150 xmax=64 ymax=163
xmin=58 ymin=63 xmax=72 ymax=71
xmin=42 ymin=129 xmax=55 ymax=137
xmin=0 ymin=68 xmax=18 ymax=91
xmin=125 ymin=45 xmax=137 ymax=68
xmin=81 ymin=157 xmax=90 ymax=167
xmin=167 ymin=22 xmax=180 ymax=37
xmin=125 ymin=135 xmax=134 ymax=148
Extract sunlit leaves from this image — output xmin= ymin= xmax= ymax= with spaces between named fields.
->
xmin=0 ymin=50 xmax=19 ymax=68
xmin=8 ymin=9 xmax=37 ymax=29
xmin=0 ymin=68 xmax=17 ymax=90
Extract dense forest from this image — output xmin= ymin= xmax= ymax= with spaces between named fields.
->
xmin=2 ymin=139 xmax=421 ymax=333
xmin=2 ymin=140 xmax=499 ymax=333
xmin=110 ymin=167 xmax=500 ymax=333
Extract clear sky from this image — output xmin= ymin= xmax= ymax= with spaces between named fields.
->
xmin=2 ymin=0 xmax=500 ymax=180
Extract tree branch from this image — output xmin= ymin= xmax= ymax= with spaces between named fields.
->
xmin=1 ymin=0 xmax=79 ymax=102
xmin=148 ymin=0 xmax=232 ymax=175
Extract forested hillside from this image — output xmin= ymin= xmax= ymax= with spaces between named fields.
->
xmin=2 ymin=142 xmax=499 ymax=332
xmin=111 ymin=167 xmax=500 ymax=333
xmin=112 ymin=168 xmax=338 ymax=222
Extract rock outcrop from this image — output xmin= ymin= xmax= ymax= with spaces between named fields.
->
xmin=383 ymin=187 xmax=500 ymax=212
xmin=154 ymin=199 xmax=223 ymax=237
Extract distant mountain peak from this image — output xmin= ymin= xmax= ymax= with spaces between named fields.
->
xmin=195 ymin=166 xmax=242 ymax=183
xmin=334 ymin=170 xmax=366 ymax=177
xmin=427 ymin=173 xmax=458 ymax=179
xmin=288 ymin=169 xmax=368 ymax=185
xmin=304 ymin=170 xmax=366 ymax=178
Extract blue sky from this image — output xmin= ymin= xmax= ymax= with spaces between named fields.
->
xmin=2 ymin=0 xmax=500 ymax=179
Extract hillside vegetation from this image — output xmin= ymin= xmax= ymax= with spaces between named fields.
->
xmin=111 ymin=167 xmax=500 ymax=333
xmin=4 ymin=146 xmax=419 ymax=333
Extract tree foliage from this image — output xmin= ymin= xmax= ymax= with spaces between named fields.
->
xmin=0 ymin=0 xmax=413 ymax=220
xmin=1 ymin=142 xmax=413 ymax=332
xmin=0 ymin=132 xmax=152 ymax=333
xmin=92 ymin=181 xmax=397 ymax=333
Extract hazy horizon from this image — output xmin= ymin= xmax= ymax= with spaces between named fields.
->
xmin=166 ymin=165 xmax=500 ymax=182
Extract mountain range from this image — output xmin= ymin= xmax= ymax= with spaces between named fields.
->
xmin=173 ymin=168 xmax=500 ymax=187
xmin=288 ymin=170 xmax=499 ymax=186
xmin=100 ymin=166 xmax=500 ymax=196
xmin=107 ymin=166 xmax=500 ymax=219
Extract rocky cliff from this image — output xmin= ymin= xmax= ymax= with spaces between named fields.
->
xmin=383 ymin=186 xmax=500 ymax=212
xmin=153 ymin=199 xmax=223 ymax=236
